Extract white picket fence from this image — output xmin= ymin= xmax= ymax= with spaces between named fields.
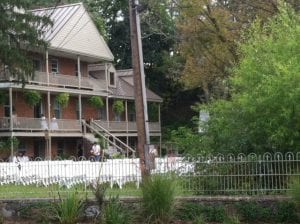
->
xmin=0 ymin=157 xmax=191 ymax=189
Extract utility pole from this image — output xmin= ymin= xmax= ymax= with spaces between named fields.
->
xmin=129 ymin=0 xmax=150 ymax=177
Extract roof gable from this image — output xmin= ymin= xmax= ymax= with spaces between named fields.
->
xmin=31 ymin=3 xmax=114 ymax=62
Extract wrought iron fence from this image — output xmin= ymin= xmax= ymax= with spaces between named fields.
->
xmin=0 ymin=152 xmax=299 ymax=198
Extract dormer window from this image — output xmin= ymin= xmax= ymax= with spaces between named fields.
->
xmin=109 ymin=72 xmax=115 ymax=86
xmin=51 ymin=59 xmax=59 ymax=74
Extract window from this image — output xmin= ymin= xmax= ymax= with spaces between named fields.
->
xmin=33 ymin=59 xmax=42 ymax=71
xmin=109 ymin=72 xmax=115 ymax=86
xmin=98 ymin=107 xmax=107 ymax=120
xmin=4 ymin=98 xmax=10 ymax=117
xmin=54 ymin=101 xmax=62 ymax=119
xmin=51 ymin=59 xmax=59 ymax=74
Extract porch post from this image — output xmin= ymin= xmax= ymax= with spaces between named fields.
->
xmin=46 ymin=50 xmax=51 ymax=160
xmin=9 ymin=87 xmax=13 ymax=131
xmin=158 ymin=103 xmax=161 ymax=129
xmin=79 ymin=94 xmax=82 ymax=127
xmin=9 ymin=88 xmax=13 ymax=159
xmin=125 ymin=100 xmax=128 ymax=131
xmin=77 ymin=55 xmax=81 ymax=89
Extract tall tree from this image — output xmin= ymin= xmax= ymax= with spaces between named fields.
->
xmin=0 ymin=0 xmax=52 ymax=82
xmin=197 ymin=3 xmax=300 ymax=155
xmin=177 ymin=0 xmax=299 ymax=102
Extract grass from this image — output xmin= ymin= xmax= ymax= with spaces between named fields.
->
xmin=0 ymin=183 xmax=142 ymax=199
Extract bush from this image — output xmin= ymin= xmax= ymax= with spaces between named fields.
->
xmin=176 ymin=202 xmax=225 ymax=223
xmin=236 ymin=201 xmax=272 ymax=222
xmin=53 ymin=191 xmax=84 ymax=224
xmin=276 ymin=201 xmax=298 ymax=223
xmin=104 ymin=195 xmax=131 ymax=224
xmin=141 ymin=174 xmax=176 ymax=223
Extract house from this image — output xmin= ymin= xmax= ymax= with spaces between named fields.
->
xmin=0 ymin=3 xmax=162 ymax=160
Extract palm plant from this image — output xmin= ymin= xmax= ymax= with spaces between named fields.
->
xmin=53 ymin=191 xmax=84 ymax=224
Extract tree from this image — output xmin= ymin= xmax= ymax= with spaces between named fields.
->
xmin=177 ymin=0 xmax=299 ymax=102
xmin=0 ymin=0 xmax=52 ymax=82
xmin=196 ymin=3 xmax=300 ymax=155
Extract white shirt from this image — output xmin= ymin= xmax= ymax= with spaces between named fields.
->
xmin=91 ymin=144 xmax=101 ymax=156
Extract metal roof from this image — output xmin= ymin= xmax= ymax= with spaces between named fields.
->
xmin=31 ymin=3 xmax=114 ymax=62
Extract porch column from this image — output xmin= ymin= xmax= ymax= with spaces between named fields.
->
xmin=77 ymin=55 xmax=81 ymax=89
xmin=9 ymin=87 xmax=13 ymax=131
xmin=46 ymin=50 xmax=51 ymax=160
xmin=79 ymin=94 xmax=82 ymax=127
xmin=9 ymin=88 xmax=13 ymax=159
xmin=105 ymin=63 xmax=110 ymax=129
xmin=158 ymin=104 xmax=161 ymax=130
xmin=125 ymin=100 xmax=128 ymax=132
xmin=106 ymin=97 xmax=109 ymax=127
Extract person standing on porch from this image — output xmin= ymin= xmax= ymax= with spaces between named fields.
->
xmin=90 ymin=142 xmax=101 ymax=161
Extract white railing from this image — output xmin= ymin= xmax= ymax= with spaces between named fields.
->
xmin=0 ymin=71 xmax=107 ymax=92
xmin=93 ymin=120 xmax=161 ymax=133
xmin=0 ymin=117 xmax=81 ymax=132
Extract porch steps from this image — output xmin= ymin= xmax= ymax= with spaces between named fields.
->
xmin=83 ymin=121 xmax=136 ymax=158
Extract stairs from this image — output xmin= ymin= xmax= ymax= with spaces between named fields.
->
xmin=82 ymin=120 xmax=136 ymax=158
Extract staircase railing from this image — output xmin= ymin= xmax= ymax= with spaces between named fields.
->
xmin=83 ymin=120 xmax=136 ymax=157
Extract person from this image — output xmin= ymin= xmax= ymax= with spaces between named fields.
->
xmin=50 ymin=115 xmax=58 ymax=130
xmin=90 ymin=142 xmax=101 ymax=161
xmin=12 ymin=150 xmax=29 ymax=163
xmin=40 ymin=114 xmax=48 ymax=130
xmin=148 ymin=145 xmax=158 ymax=170
xmin=12 ymin=110 xmax=20 ymax=127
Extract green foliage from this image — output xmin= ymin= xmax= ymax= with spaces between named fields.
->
xmin=276 ymin=201 xmax=298 ymax=223
xmin=88 ymin=96 xmax=104 ymax=108
xmin=24 ymin=90 xmax=41 ymax=107
xmin=195 ymin=4 xmax=300 ymax=154
xmin=0 ymin=137 xmax=20 ymax=153
xmin=0 ymin=91 xmax=8 ymax=105
xmin=236 ymin=202 xmax=272 ymax=222
xmin=169 ymin=127 xmax=202 ymax=155
xmin=141 ymin=174 xmax=176 ymax=224
xmin=94 ymin=182 xmax=107 ymax=212
xmin=0 ymin=0 xmax=52 ymax=82
xmin=112 ymin=100 xmax=124 ymax=115
xmin=53 ymin=191 xmax=84 ymax=224
xmin=177 ymin=202 xmax=225 ymax=223
xmin=104 ymin=195 xmax=131 ymax=224
xmin=56 ymin=93 xmax=69 ymax=108
xmin=148 ymin=102 xmax=159 ymax=122
xmin=289 ymin=177 xmax=300 ymax=206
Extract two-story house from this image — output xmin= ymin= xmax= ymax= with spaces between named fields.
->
xmin=0 ymin=3 xmax=162 ymax=160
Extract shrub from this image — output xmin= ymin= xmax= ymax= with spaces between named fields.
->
xmin=276 ymin=201 xmax=298 ymax=223
xmin=53 ymin=191 xmax=84 ymax=224
xmin=141 ymin=174 xmax=176 ymax=224
xmin=236 ymin=201 xmax=272 ymax=222
xmin=104 ymin=195 xmax=131 ymax=224
xmin=176 ymin=202 xmax=225 ymax=223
